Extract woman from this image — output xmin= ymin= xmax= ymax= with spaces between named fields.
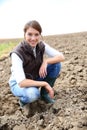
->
xmin=9 ymin=20 xmax=64 ymax=108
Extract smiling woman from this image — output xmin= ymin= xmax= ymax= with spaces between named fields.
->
xmin=8 ymin=20 xmax=64 ymax=111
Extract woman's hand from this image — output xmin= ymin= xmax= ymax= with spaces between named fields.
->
xmin=45 ymin=83 xmax=54 ymax=98
xmin=39 ymin=60 xmax=47 ymax=78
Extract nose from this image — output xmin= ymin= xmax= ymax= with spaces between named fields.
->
xmin=31 ymin=35 xmax=36 ymax=40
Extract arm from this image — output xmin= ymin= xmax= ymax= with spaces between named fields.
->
xmin=44 ymin=54 xmax=64 ymax=64
xmin=19 ymin=78 xmax=54 ymax=98
xmin=44 ymin=42 xmax=65 ymax=63
xmin=39 ymin=42 xmax=65 ymax=78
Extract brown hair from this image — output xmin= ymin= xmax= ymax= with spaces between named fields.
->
xmin=23 ymin=20 xmax=42 ymax=34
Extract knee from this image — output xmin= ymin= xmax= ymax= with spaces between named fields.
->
xmin=56 ymin=62 xmax=61 ymax=73
xmin=47 ymin=62 xmax=62 ymax=78
xmin=26 ymin=87 xmax=40 ymax=103
xmin=55 ymin=62 xmax=61 ymax=77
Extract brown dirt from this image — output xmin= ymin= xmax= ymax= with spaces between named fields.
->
xmin=0 ymin=32 xmax=87 ymax=130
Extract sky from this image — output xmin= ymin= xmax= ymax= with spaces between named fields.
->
xmin=0 ymin=0 xmax=87 ymax=38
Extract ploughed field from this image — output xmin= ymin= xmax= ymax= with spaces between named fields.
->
xmin=0 ymin=32 xmax=87 ymax=130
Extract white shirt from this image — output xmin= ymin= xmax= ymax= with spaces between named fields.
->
xmin=9 ymin=42 xmax=63 ymax=84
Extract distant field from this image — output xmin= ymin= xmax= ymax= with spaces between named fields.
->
xmin=0 ymin=38 xmax=22 ymax=58
xmin=0 ymin=31 xmax=87 ymax=59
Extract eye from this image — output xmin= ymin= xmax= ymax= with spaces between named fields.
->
xmin=27 ymin=33 xmax=40 ymax=37
xmin=35 ymin=33 xmax=39 ymax=36
xmin=28 ymin=33 xmax=32 ymax=36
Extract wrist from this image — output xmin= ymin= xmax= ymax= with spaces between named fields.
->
xmin=43 ymin=81 xmax=48 ymax=86
xmin=43 ymin=59 xmax=48 ymax=64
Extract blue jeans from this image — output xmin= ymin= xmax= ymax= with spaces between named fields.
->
xmin=9 ymin=63 xmax=61 ymax=103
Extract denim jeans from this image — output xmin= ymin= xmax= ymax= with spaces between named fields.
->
xmin=9 ymin=63 xmax=61 ymax=103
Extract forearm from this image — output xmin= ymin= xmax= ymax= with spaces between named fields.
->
xmin=45 ymin=54 xmax=65 ymax=64
xmin=19 ymin=79 xmax=47 ymax=88
xmin=19 ymin=78 xmax=54 ymax=98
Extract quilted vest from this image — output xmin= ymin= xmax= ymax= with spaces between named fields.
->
xmin=10 ymin=40 xmax=45 ymax=79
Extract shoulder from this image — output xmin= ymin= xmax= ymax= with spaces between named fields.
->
xmin=38 ymin=41 xmax=45 ymax=49
xmin=11 ymin=53 xmax=23 ymax=62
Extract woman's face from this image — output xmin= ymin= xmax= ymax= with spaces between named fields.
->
xmin=24 ymin=27 xmax=41 ymax=47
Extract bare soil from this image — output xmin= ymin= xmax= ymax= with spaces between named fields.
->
xmin=0 ymin=32 xmax=87 ymax=130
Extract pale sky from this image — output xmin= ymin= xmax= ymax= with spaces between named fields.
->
xmin=0 ymin=0 xmax=87 ymax=38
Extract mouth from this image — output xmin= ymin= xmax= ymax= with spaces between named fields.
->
xmin=31 ymin=42 xmax=36 ymax=45
xmin=30 ymin=42 xmax=37 ymax=47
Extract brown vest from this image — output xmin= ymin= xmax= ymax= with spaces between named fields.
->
xmin=10 ymin=40 xmax=45 ymax=79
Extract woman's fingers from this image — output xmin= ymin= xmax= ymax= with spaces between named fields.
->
xmin=45 ymin=84 xmax=54 ymax=98
xmin=39 ymin=69 xmax=47 ymax=78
